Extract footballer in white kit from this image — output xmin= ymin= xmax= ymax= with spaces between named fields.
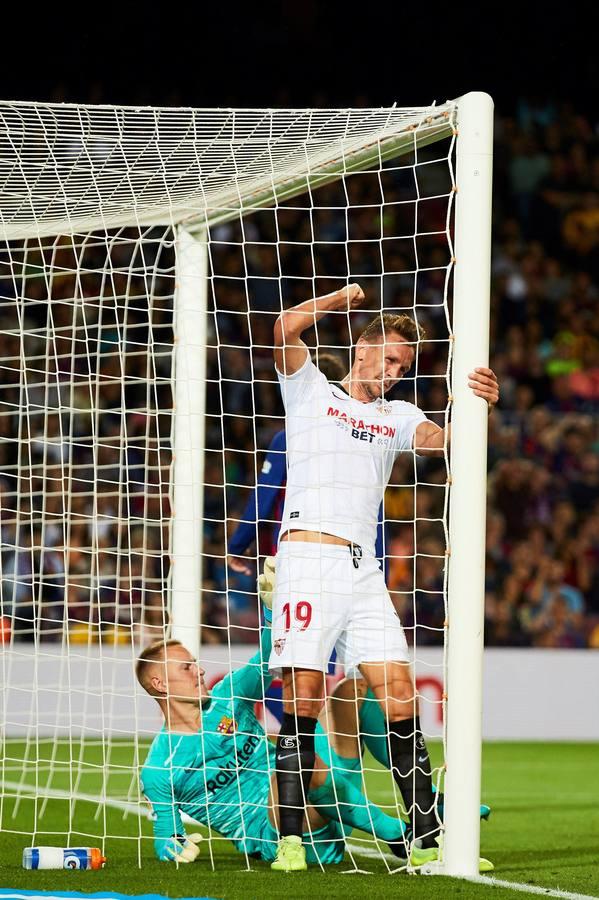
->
xmin=271 ymin=354 xmax=426 ymax=672
xmin=266 ymin=283 xmax=499 ymax=874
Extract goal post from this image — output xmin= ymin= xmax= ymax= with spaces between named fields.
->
xmin=443 ymin=90 xmax=494 ymax=877
xmin=169 ymin=227 xmax=209 ymax=659
xmin=0 ymin=94 xmax=494 ymax=876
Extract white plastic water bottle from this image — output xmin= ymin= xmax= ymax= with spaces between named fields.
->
xmin=22 ymin=847 xmax=106 ymax=869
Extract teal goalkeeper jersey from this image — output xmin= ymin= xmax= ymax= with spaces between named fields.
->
xmin=140 ymin=628 xmax=274 ymax=853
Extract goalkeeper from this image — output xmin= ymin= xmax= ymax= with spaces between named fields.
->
xmin=137 ymin=561 xmax=411 ymax=867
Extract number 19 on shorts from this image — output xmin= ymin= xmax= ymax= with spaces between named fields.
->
xmin=282 ymin=601 xmax=313 ymax=631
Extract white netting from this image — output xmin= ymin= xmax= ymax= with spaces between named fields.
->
xmin=0 ymin=100 xmax=458 ymax=872
xmin=0 ymin=102 xmax=453 ymax=239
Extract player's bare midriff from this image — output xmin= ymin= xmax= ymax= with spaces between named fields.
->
xmin=280 ymin=529 xmax=350 ymax=546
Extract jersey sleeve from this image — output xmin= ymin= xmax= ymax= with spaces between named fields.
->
xmin=227 ymin=499 xmax=257 ymax=557
xmin=276 ymin=354 xmax=326 ymax=411
xmin=140 ymin=767 xmax=184 ymax=840
xmin=213 ymin=626 xmax=273 ymax=703
xmin=390 ymin=401 xmax=429 ymax=452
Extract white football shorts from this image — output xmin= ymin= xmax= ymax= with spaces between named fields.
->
xmin=268 ymin=541 xmax=409 ymax=673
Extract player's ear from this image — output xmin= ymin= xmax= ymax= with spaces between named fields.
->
xmin=149 ymin=673 xmax=168 ymax=697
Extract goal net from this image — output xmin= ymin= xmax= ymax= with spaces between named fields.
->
xmin=0 ymin=99 xmax=492 ymax=876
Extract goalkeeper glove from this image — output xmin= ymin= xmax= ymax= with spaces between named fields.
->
xmin=155 ymin=833 xmax=202 ymax=863
xmin=258 ymin=556 xmax=276 ymax=616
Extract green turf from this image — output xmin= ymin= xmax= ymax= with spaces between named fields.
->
xmin=0 ymin=741 xmax=597 ymax=899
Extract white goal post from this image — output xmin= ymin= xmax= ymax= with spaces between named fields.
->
xmin=0 ymin=92 xmax=493 ymax=877
xmin=444 ymin=91 xmax=494 ymax=877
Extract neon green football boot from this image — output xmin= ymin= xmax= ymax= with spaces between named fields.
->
xmin=410 ymin=838 xmax=494 ymax=873
xmin=271 ymin=835 xmax=307 ymax=872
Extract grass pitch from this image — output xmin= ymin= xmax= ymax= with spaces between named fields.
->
xmin=0 ymin=741 xmax=597 ymax=899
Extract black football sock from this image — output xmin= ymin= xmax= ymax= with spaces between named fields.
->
xmin=275 ymin=713 xmax=317 ymax=838
xmin=388 ymin=717 xmax=439 ymax=850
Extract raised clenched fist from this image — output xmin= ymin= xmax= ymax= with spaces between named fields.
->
xmin=340 ymin=283 xmax=365 ymax=309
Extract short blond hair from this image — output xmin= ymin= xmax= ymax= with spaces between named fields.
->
xmin=358 ymin=313 xmax=425 ymax=345
xmin=136 ymin=638 xmax=183 ymax=696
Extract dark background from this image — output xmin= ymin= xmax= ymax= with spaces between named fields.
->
xmin=3 ymin=4 xmax=596 ymax=114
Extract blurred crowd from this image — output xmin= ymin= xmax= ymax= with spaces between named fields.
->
xmin=483 ymin=98 xmax=599 ymax=648
xmin=0 ymin=237 xmax=176 ymax=645
xmin=1 ymin=96 xmax=598 ymax=650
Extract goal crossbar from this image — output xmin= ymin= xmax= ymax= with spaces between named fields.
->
xmin=0 ymin=101 xmax=455 ymax=240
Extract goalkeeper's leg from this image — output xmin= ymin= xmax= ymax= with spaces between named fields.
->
xmin=310 ymin=679 xmax=408 ymax=855
xmin=308 ymin=761 xmax=407 ymax=850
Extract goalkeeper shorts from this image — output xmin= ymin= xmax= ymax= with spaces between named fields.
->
xmin=268 ymin=541 xmax=409 ymax=673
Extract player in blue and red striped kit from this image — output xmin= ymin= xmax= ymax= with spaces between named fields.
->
xmin=228 ymin=428 xmax=287 ymax=572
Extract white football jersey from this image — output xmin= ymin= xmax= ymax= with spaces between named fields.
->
xmin=277 ymin=355 xmax=428 ymax=555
